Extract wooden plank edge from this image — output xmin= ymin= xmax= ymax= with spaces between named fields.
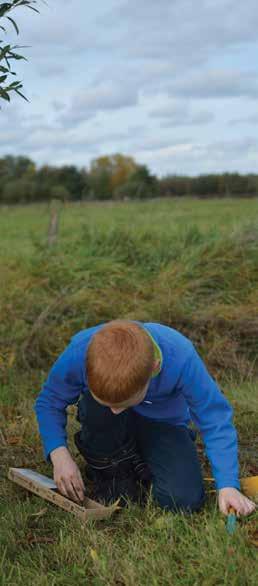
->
xmin=8 ymin=467 xmax=119 ymax=522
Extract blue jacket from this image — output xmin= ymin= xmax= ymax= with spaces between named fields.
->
xmin=34 ymin=322 xmax=240 ymax=490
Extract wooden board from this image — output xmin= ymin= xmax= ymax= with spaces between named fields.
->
xmin=8 ymin=467 xmax=120 ymax=522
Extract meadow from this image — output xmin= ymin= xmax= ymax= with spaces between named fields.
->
xmin=0 ymin=197 xmax=258 ymax=585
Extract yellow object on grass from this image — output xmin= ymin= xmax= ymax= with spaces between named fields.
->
xmin=204 ymin=476 xmax=258 ymax=498
xmin=240 ymin=476 xmax=258 ymax=498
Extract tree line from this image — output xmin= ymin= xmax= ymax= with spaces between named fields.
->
xmin=0 ymin=154 xmax=257 ymax=204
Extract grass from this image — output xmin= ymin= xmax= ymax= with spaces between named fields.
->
xmin=0 ymin=198 xmax=258 ymax=585
xmin=1 ymin=198 xmax=258 ymax=376
xmin=0 ymin=380 xmax=257 ymax=585
xmin=0 ymin=498 xmax=257 ymax=585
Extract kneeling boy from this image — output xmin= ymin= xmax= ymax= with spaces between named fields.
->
xmin=34 ymin=320 xmax=255 ymax=515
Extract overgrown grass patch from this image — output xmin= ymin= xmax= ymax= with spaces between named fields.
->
xmin=1 ymin=204 xmax=257 ymax=376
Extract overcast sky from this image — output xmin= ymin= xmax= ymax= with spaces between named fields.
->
xmin=1 ymin=0 xmax=258 ymax=176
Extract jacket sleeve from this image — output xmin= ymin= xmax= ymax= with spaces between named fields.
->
xmin=34 ymin=344 xmax=84 ymax=461
xmin=177 ymin=345 xmax=240 ymax=490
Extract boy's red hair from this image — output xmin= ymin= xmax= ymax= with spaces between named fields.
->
xmin=86 ymin=320 xmax=155 ymax=404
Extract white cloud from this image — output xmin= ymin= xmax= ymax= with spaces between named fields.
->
xmin=57 ymin=82 xmax=139 ymax=127
xmin=103 ymin=0 xmax=258 ymax=64
xmin=229 ymin=114 xmax=258 ymax=125
xmin=150 ymin=99 xmax=214 ymax=126
xmin=132 ymin=137 xmax=258 ymax=177
xmin=170 ymin=69 xmax=258 ymax=99
xmin=1 ymin=0 xmax=258 ymax=175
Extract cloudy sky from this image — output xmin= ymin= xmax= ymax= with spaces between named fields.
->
xmin=1 ymin=0 xmax=258 ymax=176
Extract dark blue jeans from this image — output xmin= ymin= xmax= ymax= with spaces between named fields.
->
xmin=76 ymin=392 xmax=205 ymax=513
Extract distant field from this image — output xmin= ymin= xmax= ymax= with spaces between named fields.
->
xmin=1 ymin=197 xmax=258 ymax=257
xmin=0 ymin=198 xmax=257 ymax=585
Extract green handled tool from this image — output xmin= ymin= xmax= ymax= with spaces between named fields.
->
xmin=226 ymin=506 xmax=237 ymax=535
xmin=204 ymin=475 xmax=258 ymax=535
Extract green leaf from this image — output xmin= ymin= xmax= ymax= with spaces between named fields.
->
xmin=0 ymin=7 xmax=9 ymax=18
xmin=0 ymin=44 xmax=12 ymax=54
xmin=11 ymin=44 xmax=29 ymax=49
xmin=26 ymin=6 xmax=40 ymax=13
xmin=15 ymin=88 xmax=29 ymax=101
xmin=7 ymin=17 xmax=19 ymax=35
xmin=8 ymin=53 xmax=27 ymax=61
xmin=0 ymin=89 xmax=10 ymax=101
xmin=6 ymin=80 xmax=22 ymax=88
xmin=0 ymin=74 xmax=7 ymax=83
xmin=0 ymin=45 xmax=12 ymax=61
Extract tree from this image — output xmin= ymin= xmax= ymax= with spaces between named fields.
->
xmin=114 ymin=164 xmax=159 ymax=200
xmin=88 ymin=165 xmax=112 ymax=200
xmin=1 ymin=176 xmax=37 ymax=203
xmin=0 ymin=154 xmax=36 ymax=200
xmin=0 ymin=156 xmax=90 ymax=203
xmin=88 ymin=154 xmax=138 ymax=199
xmin=49 ymin=184 xmax=70 ymax=202
xmin=0 ymin=1 xmax=39 ymax=104
xmin=53 ymin=165 xmax=89 ymax=201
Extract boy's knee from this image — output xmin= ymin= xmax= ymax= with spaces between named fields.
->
xmin=153 ymin=484 xmax=205 ymax=513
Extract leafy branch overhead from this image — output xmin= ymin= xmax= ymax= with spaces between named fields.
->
xmin=0 ymin=1 xmax=40 ymax=104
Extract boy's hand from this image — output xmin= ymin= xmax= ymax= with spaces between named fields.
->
xmin=50 ymin=446 xmax=85 ymax=504
xmin=218 ymin=487 xmax=256 ymax=516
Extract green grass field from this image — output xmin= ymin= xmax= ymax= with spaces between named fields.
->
xmin=0 ymin=198 xmax=258 ymax=585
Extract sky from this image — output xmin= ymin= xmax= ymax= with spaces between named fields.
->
xmin=1 ymin=0 xmax=258 ymax=176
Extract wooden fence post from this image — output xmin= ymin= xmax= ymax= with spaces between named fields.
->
xmin=47 ymin=199 xmax=62 ymax=247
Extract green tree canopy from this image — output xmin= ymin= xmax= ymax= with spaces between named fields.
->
xmin=88 ymin=154 xmax=138 ymax=199
xmin=114 ymin=165 xmax=159 ymax=200
xmin=0 ymin=154 xmax=257 ymax=204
